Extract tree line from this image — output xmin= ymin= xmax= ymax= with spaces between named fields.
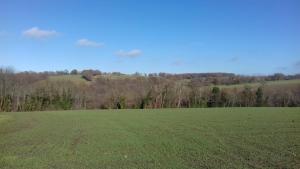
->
xmin=0 ymin=67 xmax=300 ymax=112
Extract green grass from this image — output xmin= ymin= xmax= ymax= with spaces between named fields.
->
xmin=0 ymin=108 xmax=299 ymax=169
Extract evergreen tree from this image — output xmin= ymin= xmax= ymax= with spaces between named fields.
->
xmin=256 ymin=86 xmax=264 ymax=107
xmin=208 ymin=87 xmax=221 ymax=107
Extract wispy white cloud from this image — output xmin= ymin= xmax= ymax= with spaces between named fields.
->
xmin=188 ymin=42 xmax=204 ymax=47
xmin=229 ymin=56 xmax=239 ymax=62
xmin=0 ymin=30 xmax=8 ymax=37
xmin=116 ymin=49 xmax=142 ymax=58
xmin=276 ymin=66 xmax=288 ymax=71
xmin=294 ymin=60 xmax=300 ymax=67
xmin=275 ymin=61 xmax=300 ymax=73
xmin=76 ymin=39 xmax=104 ymax=48
xmin=22 ymin=27 xmax=58 ymax=39
xmin=171 ymin=60 xmax=184 ymax=66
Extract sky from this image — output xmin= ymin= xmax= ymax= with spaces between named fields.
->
xmin=0 ymin=0 xmax=299 ymax=75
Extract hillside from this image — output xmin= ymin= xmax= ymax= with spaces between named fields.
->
xmin=47 ymin=74 xmax=300 ymax=88
xmin=1 ymin=70 xmax=300 ymax=112
xmin=216 ymin=79 xmax=300 ymax=89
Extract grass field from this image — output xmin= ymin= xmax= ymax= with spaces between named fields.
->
xmin=0 ymin=108 xmax=299 ymax=169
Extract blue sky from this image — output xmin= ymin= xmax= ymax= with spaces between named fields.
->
xmin=0 ymin=0 xmax=299 ymax=74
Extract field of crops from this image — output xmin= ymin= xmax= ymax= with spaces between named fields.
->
xmin=0 ymin=108 xmax=299 ymax=169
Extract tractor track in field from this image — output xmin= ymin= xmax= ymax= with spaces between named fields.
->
xmin=69 ymin=129 xmax=86 ymax=155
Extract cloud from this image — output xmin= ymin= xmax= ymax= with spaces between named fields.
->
xmin=116 ymin=49 xmax=142 ymax=57
xmin=76 ymin=39 xmax=104 ymax=48
xmin=0 ymin=30 xmax=7 ymax=37
xmin=229 ymin=56 xmax=239 ymax=62
xmin=294 ymin=60 xmax=300 ymax=68
xmin=171 ymin=60 xmax=184 ymax=66
xmin=22 ymin=27 xmax=58 ymax=39
xmin=276 ymin=66 xmax=288 ymax=71
xmin=188 ymin=42 xmax=204 ymax=47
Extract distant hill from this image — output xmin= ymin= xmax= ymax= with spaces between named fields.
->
xmin=1 ymin=68 xmax=300 ymax=112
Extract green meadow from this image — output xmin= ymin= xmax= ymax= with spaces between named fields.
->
xmin=0 ymin=108 xmax=299 ymax=169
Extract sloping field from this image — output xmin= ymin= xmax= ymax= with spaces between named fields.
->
xmin=0 ymin=108 xmax=299 ymax=169
xmin=48 ymin=75 xmax=88 ymax=85
xmin=47 ymin=74 xmax=300 ymax=89
xmin=217 ymin=79 xmax=300 ymax=89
